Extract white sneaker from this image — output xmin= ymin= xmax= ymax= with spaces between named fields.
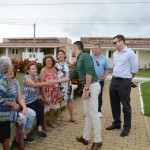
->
xmin=98 ymin=112 xmax=102 ymax=118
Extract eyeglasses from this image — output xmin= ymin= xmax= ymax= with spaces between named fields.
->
xmin=96 ymin=61 xmax=99 ymax=66
xmin=113 ymin=40 xmax=121 ymax=45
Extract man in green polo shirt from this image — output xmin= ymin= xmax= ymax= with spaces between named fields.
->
xmin=52 ymin=41 xmax=102 ymax=150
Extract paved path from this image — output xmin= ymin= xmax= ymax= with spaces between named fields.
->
xmin=26 ymin=81 xmax=150 ymax=150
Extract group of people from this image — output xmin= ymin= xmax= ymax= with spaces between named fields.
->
xmin=0 ymin=34 xmax=138 ymax=150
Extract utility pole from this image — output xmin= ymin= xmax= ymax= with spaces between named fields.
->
xmin=33 ymin=23 xmax=36 ymax=52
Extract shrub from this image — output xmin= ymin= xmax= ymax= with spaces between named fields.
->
xmin=11 ymin=58 xmax=42 ymax=73
xmin=36 ymin=63 xmax=43 ymax=74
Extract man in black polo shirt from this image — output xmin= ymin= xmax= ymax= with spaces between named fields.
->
xmin=52 ymin=41 xmax=102 ymax=150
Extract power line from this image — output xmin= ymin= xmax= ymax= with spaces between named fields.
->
xmin=0 ymin=2 xmax=150 ymax=6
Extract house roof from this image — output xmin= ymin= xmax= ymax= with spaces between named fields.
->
xmin=81 ymin=37 xmax=150 ymax=49
xmin=0 ymin=42 xmax=67 ymax=48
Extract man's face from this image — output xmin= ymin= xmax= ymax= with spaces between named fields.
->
xmin=92 ymin=45 xmax=100 ymax=55
xmin=72 ymin=44 xmax=76 ymax=57
xmin=112 ymin=38 xmax=122 ymax=50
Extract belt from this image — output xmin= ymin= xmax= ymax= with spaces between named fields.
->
xmin=112 ymin=77 xmax=130 ymax=80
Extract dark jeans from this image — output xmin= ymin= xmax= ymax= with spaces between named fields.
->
xmin=109 ymin=78 xmax=132 ymax=129
xmin=98 ymin=80 xmax=104 ymax=112
xmin=26 ymin=99 xmax=44 ymax=127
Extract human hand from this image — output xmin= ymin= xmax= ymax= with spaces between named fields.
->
xmin=100 ymin=76 xmax=106 ymax=81
xmin=12 ymin=103 xmax=20 ymax=111
xmin=38 ymin=94 xmax=44 ymax=100
xmin=82 ymin=90 xmax=90 ymax=99
xmin=22 ymin=107 xmax=28 ymax=117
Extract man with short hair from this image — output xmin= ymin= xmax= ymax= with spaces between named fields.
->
xmin=92 ymin=44 xmax=110 ymax=118
xmin=106 ymin=35 xmax=138 ymax=137
xmin=52 ymin=41 xmax=102 ymax=150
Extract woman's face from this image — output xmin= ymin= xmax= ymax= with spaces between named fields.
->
xmin=57 ymin=52 xmax=65 ymax=61
xmin=28 ymin=65 xmax=37 ymax=76
xmin=5 ymin=67 xmax=14 ymax=80
xmin=45 ymin=58 xmax=53 ymax=68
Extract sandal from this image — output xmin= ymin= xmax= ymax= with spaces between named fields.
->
xmin=70 ymin=119 xmax=79 ymax=124
xmin=48 ymin=123 xmax=57 ymax=128
xmin=43 ymin=126 xmax=52 ymax=131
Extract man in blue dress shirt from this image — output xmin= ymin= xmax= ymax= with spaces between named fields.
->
xmin=106 ymin=35 xmax=138 ymax=137
xmin=92 ymin=44 xmax=110 ymax=118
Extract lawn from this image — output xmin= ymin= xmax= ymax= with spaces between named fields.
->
xmin=109 ymin=69 xmax=150 ymax=77
xmin=136 ymin=70 xmax=150 ymax=77
xmin=140 ymin=82 xmax=150 ymax=116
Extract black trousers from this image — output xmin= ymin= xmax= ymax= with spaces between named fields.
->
xmin=98 ymin=80 xmax=104 ymax=112
xmin=109 ymin=78 xmax=132 ymax=129
xmin=27 ymin=99 xmax=44 ymax=127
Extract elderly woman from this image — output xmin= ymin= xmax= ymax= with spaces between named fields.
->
xmin=22 ymin=62 xmax=50 ymax=138
xmin=0 ymin=56 xmax=20 ymax=150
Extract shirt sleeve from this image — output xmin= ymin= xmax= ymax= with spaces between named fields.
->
xmin=129 ymin=51 xmax=138 ymax=73
xmin=104 ymin=58 xmax=111 ymax=70
xmin=0 ymin=79 xmax=8 ymax=106
xmin=69 ymin=69 xmax=79 ymax=80
xmin=83 ymin=54 xmax=95 ymax=75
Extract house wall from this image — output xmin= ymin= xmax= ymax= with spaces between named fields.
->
xmin=138 ymin=50 xmax=150 ymax=68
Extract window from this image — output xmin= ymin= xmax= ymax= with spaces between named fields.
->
xmin=108 ymin=51 xmax=114 ymax=58
xmin=11 ymin=48 xmax=18 ymax=54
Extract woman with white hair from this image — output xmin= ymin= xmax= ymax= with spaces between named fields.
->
xmin=0 ymin=56 xmax=20 ymax=150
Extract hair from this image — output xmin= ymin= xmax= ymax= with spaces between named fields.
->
xmin=113 ymin=34 xmax=125 ymax=44
xmin=73 ymin=41 xmax=84 ymax=51
xmin=0 ymin=56 xmax=12 ymax=74
xmin=94 ymin=43 xmax=101 ymax=48
xmin=13 ymin=68 xmax=17 ymax=78
xmin=57 ymin=50 xmax=66 ymax=59
xmin=25 ymin=62 xmax=36 ymax=74
xmin=43 ymin=55 xmax=55 ymax=67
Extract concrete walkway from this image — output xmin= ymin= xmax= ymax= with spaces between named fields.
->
xmin=26 ymin=81 xmax=150 ymax=150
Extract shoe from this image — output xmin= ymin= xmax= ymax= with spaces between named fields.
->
xmin=43 ymin=126 xmax=52 ymax=131
xmin=98 ymin=112 xmax=102 ymax=118
xmin=120 ymin=128 xmax=130 ymax=137
xmin=70 ymin=119 xmax=79 ymax=124
xmin=48 ymin=123 xmax=57 ymax=128
xmin=89 ymin=142 xmax=103 ymax=150
xmin=37 ymin=131 xmax=47 ymax=138
xmin=76 ymin=136 xmax=89 ymax=145
xmin=106 ymin=124 xmax=121 ymax=130
xmin=24 ymin=137 xmax=36 ymax=143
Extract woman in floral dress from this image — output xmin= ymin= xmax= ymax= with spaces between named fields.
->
xmin=55 ymin=50 xmax=78 ymax=124
xmin=40 ymin=55 xmax=61 ymax=129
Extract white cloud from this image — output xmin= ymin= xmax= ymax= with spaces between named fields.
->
xmin=0 ymin=0 xmax=150 ymax=42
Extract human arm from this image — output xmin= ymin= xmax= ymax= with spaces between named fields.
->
xmin=17 ymin=90 xmax=28 ymax=117
xmin=40 ymin=69 xmax=49 ymax=102
xmin=100 ymin=70 xmax=109 ymax=81
xmin=25 ymin=75 xmax=50 ymax=88
xmin=129 ymin=51 xmax=138 ymax=79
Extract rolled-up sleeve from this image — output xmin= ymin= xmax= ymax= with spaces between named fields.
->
xmin=83 ymin=54 xmax=95 ymax=75
xmin=69 ymin=69 xmax=79 ymax=80
xmin=129 ymin=51 xmax=138 ymax=73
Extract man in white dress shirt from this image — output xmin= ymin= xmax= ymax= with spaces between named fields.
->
xmin=106 ymin=35 xmax=138 ymax=137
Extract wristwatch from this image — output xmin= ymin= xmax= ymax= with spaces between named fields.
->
xmin=83 ymin=87 xmax=89 ymax=92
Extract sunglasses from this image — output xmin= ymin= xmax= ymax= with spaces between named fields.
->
xmin=113 ymin=40 xmax=121 ymax=45
xmin=96 ymin=61 xmax=99 ymax=66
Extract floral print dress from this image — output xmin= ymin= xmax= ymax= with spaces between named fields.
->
xmin=55 ymin=61 xmax=72 ymax=101
xmin=45 ymin=72 xmax=61 ymax=109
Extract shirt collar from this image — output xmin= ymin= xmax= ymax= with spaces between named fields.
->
xmin=77 ymin=52 xmax=83 ymax=60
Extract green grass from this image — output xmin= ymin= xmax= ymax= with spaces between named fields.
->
xmin=109 ymin=69 xmax=150 ymax=77
xmin=136 ymin=70 xmax=150 ymax=77
xmin=140 ymin=82 xmax=150 ymax=116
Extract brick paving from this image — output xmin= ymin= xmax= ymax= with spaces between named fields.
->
xmin=26 ymin=81 xmax=150 ymax=150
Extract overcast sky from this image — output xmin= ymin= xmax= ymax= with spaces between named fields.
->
xmin=0 ymin=0 xmax=150 ymax=42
